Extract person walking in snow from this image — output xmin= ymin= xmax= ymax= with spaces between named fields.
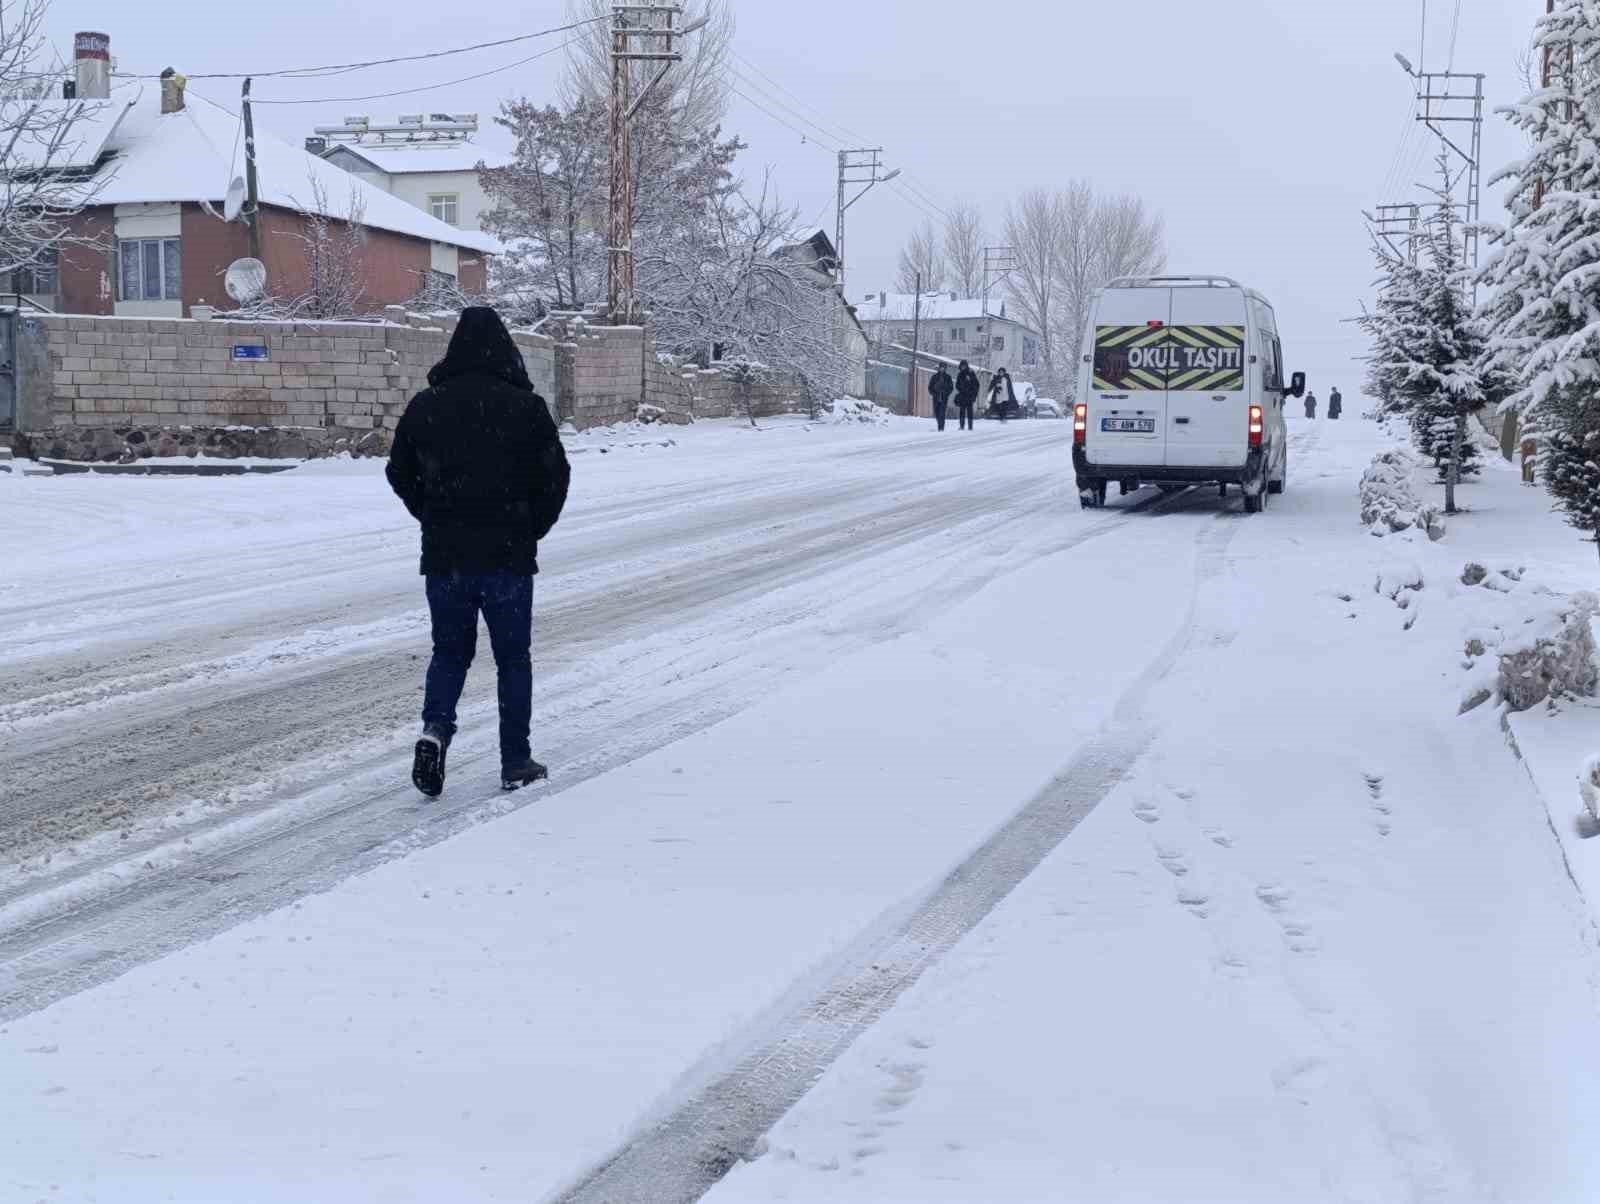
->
xmin=1328 ymin=387 xmax=1343 ymax=420
xmin=987 ymin=367 xmax=1017 ymax=422
xmin=929 ymin=363 xmax=954 ymax=431
xmin=387 ymin=307 xmax=571 ymax=799
xmin=954 ymin=359 xmax=979 ymax=430
xmin=1304 ymin=390 xmax=1318 ymax=420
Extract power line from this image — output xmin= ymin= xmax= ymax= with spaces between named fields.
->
xmin=730 ymin=68 xmax=849 ymax=150
xmin=730 ymin=84 xmax=838 ymax=155
xmin=1446 ymin=0 xmax=1463 ymax=74
xmin=730 ymin=51 xmax=872 ymax=146
xmin=115 ymin=16 xmax=604 ymax=81
xmin=247 ymin=40 xmax=574 ymax=106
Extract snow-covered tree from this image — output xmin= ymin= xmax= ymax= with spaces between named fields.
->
xmin=1478 ymin=0 xmax=1600 ymax=561
xmin=0 ymin=0 xmax=112 ymax=286
xmin=1393 ymin=161 xmax=1487 ymax=512
xmin=639 ymin=175 xmax=852 ymax=417
xmin=1358 ymin=243 xmax=1423 ymax=419
xmin=480 ymin=93 xmax=741 ymax=316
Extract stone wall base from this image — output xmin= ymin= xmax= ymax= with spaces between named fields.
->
xmin=17 ymin=424 xmax=389 ymax=463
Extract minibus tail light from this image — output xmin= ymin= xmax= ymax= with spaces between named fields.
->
xmin=1074 ymin=403 xmax=1088 ymax=445
xmin=1248 ymin=405 xmax=1264 ymax=447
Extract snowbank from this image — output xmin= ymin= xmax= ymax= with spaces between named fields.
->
xmin=825 ymin=398 xmax=892 ymax=425
xmin=1359 ymin=449 xmax=1445 ymax=539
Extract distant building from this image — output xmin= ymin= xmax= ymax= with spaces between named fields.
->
xmin=2 ymin=34 xmax=498 ymax=317
xmin=309 ymin=114 xmax=512 ymax=235
xmin=856 ymin=292 xmax=1042 ymax=378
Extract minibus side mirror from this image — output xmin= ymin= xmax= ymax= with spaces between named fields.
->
xmin=1287 ymin=371 xmax=1306 ymax=399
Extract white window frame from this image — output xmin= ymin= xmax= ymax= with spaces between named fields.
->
xmin=118 ymin=237 xmax=181 ymax=302
xmin=428 ymin=193 xmax=460 ymax=226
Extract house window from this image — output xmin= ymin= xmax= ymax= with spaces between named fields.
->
xmin=1022 ymin=335 xmax=1041 ymax=367
xmin=118 ymin=238 xmax=181 ymax=302
xmin=932 ymin=328 xmax=944 ymax=351
xmin=428 ymin=194 xmax=460 ymax=226
xmin=952 ymin=327 xmax=965 ymax=343
xmin=11 ymin=247 xmax=58 ymax=294
xmin=992 ymin=335 xmax=1006 ymax=352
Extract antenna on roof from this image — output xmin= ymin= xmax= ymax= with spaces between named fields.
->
xmin=224 ymin=257 xmax=268 ymax=304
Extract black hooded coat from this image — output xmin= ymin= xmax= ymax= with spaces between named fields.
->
xmin=386 ymin=307 xmax=571 ymax=576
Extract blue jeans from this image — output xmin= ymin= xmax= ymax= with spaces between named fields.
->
xmin=422 ymin=572 xmax=533 ymax=769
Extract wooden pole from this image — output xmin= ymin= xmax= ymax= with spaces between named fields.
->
xmin=908 ymin=274 xmax=922 ymax=415
xmin=241 ymin=77 xmax=262 ymax=261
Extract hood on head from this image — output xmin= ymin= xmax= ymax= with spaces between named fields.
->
xmin=427 ymin=306 xmax=532 ymax=391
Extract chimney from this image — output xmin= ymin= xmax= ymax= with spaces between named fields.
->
xmin=74 ymin=31 xmax=110 ymax=100
xmin=160 ymin=67 xmax=186 ymax=114
xmin=304 ymin=136 xmax=328 ymax=156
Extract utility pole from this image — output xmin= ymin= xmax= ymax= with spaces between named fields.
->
xmin=607 ymin=3 xmax=706 ymax=323
xmin=834 ymin=148 xmax=899 ymax=296
xmin=978 ymin=245 xmax=1016 ymax=370
xmin=1368 ymin=203 xmax=1421 ymax=264
xmin=241 ymin=77 xmax=262 ymax=261
xmin=908 ymin=272 xmax=922 ymax=415
xmin=1395 ymin=52 xmax=1485 ymax=290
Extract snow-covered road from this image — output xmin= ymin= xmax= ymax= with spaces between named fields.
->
xmin=3 ymin=414 xmax=1599 ymax=1202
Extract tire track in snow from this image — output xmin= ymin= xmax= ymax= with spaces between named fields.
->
xmin=551 ymin=511 xmax=1241 ymax=1204
xmin=0 ymin=469 xmax=1185 ymax=1021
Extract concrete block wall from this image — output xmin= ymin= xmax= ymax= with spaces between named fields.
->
xmin=18 ymin=310 xmax=559 ymax=461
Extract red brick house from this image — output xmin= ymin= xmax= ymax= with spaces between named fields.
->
xmin=13 ymin=42 xmax=497 ymax=318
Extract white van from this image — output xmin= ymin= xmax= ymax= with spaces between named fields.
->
xmin=1071 ymin=275 xmax=1304 ymax=514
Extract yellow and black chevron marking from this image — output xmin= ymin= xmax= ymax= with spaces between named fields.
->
xmin=1093 ymin=325 xmax=1246 ymax=392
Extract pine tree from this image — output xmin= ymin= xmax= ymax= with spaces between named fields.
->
xmin=1395 ymin=161 xmax=1486 ymax=513
xmin=1359 ymin=243 xmax=1423 ymax=420
xmin=1477 ymin=0 xmax=1600 ymax=561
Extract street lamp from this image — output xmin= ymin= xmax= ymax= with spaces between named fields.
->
xmin=835 ymin=155 xmax=898 ymax=294
xmin=1394 ymin=52 xmax=1415 ymax=76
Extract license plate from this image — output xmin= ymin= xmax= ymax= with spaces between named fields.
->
xmin=1102 ymin=417 xmax=1155 ymax=433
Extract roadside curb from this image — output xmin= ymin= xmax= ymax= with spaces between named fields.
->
xmin=35 ymin=459 xmax=299 ymax=477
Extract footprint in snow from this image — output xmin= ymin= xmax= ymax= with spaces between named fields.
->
xmin=1132 ymin=799 xmax=1162 ymax=825
xmin=1273 ymin=1056 xmax=1331 ymax=1100
xmin=1202 ymin=827 xmax=1234 ymax=848
xmin=1155 ymin=845 xmax=1190 ymax=876
xmin=1256 ymin=884 xmax=1319 ymax=953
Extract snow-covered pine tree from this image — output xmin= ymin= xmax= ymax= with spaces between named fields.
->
xmin=1477 ymin=0 xmax=1600 ymax=560
xmin=1395 ymin=160 xmax=1487 ymax=512
xmin=1358 ymin=242 xmax=1423 ymax=420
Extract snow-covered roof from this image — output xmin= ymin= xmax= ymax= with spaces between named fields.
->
xmin=11 ymin=98 xmax=134 ymax=170
xmin=92 ymin=88 xmax=499 ymax=254
xmin=857 ymin=291 xmax=1030 ymax=326
xmin=330 ymin=140 xmax=513 ymax=175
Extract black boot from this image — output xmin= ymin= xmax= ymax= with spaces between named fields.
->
xmin=501 ymin=758 xmax=549 ymax=792
xmin=412 ymin=727 xmax=450 ymax=798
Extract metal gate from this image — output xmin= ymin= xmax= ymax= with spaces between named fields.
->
xmin=0 ymin=310 xmax=15 ymax=429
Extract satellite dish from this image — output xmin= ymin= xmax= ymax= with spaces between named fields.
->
xmin=224 ymin=257 xmax=267 ymax=303
xmin=223 ymin=176 xmax=247 ymax=222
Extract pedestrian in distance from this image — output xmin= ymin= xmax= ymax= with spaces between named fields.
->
xmin=955 ymin=359 xmax=980 ymax=430
xmin=987 ymin=367 xmax=1016 ymax=422
xmin=1304 ymin=390 xmax=1318 ymax=420
xmin=386 ymin=306 xmax=571 ymax=799
xmin=929 ymin=363 xmax=954 ymax=431
xmin=1328 ymin=386 xmax=1343 ymax=420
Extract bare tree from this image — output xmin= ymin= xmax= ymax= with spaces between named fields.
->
xmin=0 ymin=0 xmax=112 ymax=285
xmin=943 ymin=201 xmax=985 ymax=297
xmin=1096 ymin=193 xmax=1166 ymax=282
xmin=1052 ymin=180 xmax=1100 ymax=387
xmin=562 ymin=0 xmax=735 ymax=136
xmin=1003 ymin=189 xmax=1066 ymax=385
xmin=241 ymin=175 xmax=369 ymax=320
xmin=894 ymin=219 xmax=946 ymax=294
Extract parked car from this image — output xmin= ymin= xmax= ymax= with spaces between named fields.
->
xmin=1030 ymin=397 xmax=1063 ymax=419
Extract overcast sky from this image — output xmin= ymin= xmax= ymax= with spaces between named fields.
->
xmin=55 ymin=0 xmax=1537 ymax=394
